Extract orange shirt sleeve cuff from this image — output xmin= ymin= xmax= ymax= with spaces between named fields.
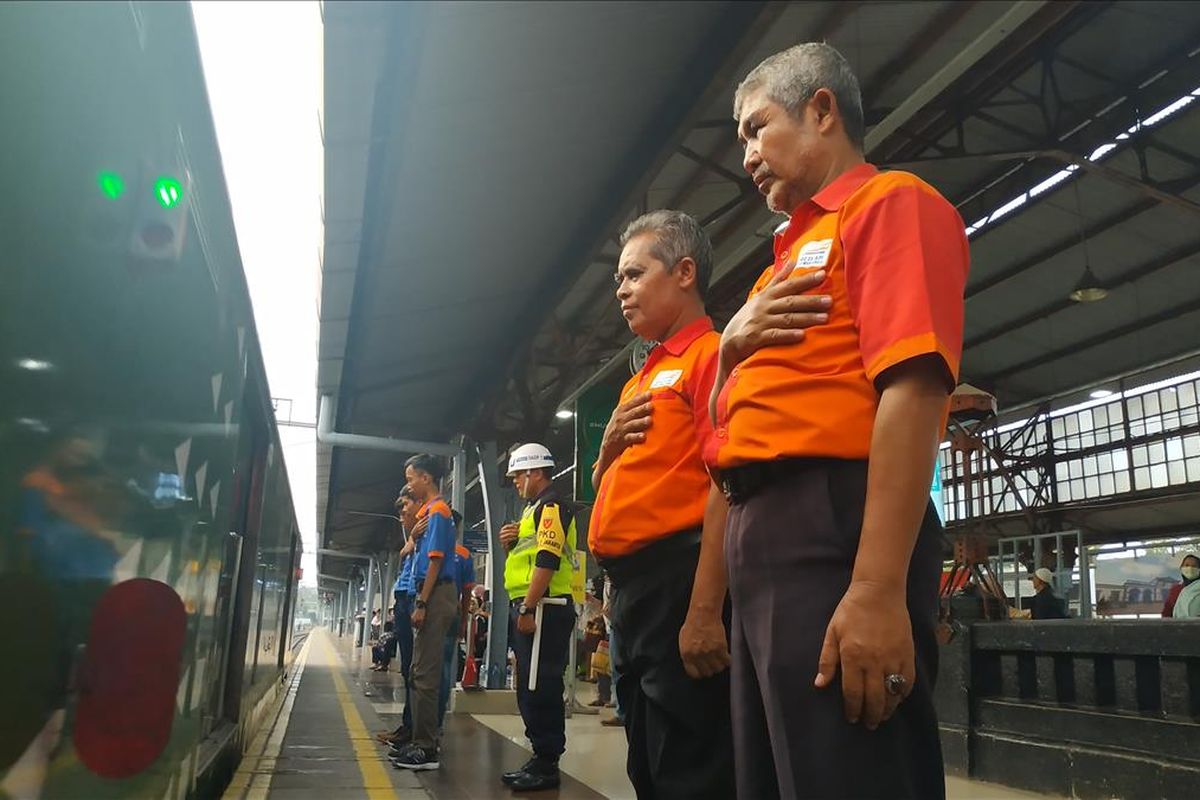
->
xmin=863 ymin=332 xmax=960 ymax=390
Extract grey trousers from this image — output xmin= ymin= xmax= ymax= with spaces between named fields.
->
xmin=410 ymin=580 xmax=459 ymax=751
xmin=725 ymin=458 xmax=945 ymax=800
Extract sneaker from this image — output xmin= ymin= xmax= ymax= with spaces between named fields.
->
xmin=501 ymin=756 xmax=538 ymax=786
xmin=601 ymin=716 xmax=624 ymax=727
xmin=377 ymin=725 xmax=411 ymax=746
xmin=391 ymin=745 xmax=439 ymax=771
xmin=586 ymin=698 xmax=605 ymax=707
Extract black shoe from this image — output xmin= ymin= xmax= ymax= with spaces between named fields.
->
xmin=391 ymin=745 xmax=439 ymax=771
xmin=509 ymin=766 xmax=561 ymax=792
xmin=501 ymin=757 xmax=538 ymax=786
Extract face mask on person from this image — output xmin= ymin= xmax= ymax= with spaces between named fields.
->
xmin=1182 ymin=566 xmax=1200 ymax=581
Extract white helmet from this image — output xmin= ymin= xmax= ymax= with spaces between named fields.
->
xmin=507 ymin=443 xmax=555 ymax=476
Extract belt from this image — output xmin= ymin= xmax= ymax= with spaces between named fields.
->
xmin=599 ymin=529 xmax=701 ymax=587
xmin=511 ymin=594 xmax=573 ymax=607
xmin=413 ymin=577 xmax=454 ymax=587
xmin=721 ymin=458 xmax=814 ymax=505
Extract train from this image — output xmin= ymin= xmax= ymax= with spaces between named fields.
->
xmin=0 ymin=3 xmax=304 ymax=798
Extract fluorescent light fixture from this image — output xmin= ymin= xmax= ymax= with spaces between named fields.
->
xmin=556 ymin=409 xmax=575 ymax=420
xmin=16 ymin=358 xmax=54 ymax=371
xmin=1089 ymin=389 xmax=1114 ymax=399
xmin=967 ymin=85 xmax=1199 ymax=240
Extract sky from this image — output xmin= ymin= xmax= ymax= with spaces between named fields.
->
xmin=192 ymin=1 xmax=323 ymax=586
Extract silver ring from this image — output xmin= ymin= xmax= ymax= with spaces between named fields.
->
xmin=884 ymin=673 xmax=907 ymax=696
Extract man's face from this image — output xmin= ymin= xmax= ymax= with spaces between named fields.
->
xmin=614 ymin=232 xmax=693 ymax=342
xmin=397 ymin=496 xmax=418 ymax=530
xmin=737 ymin=88 xmax=829 ymax=215
xmin=511 ymin=469 xmax=540 ymax=501
xmin=405 ymin=465 xmax=431 ymax=498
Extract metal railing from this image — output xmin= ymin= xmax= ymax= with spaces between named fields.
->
xmin=941 ymin=370 xmax=1200 ymax=524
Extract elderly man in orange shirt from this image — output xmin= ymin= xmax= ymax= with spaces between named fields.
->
xmin=707 ymin=43 xmax=970 ymax=799
xmin=590 ymin=210 xmax=827 ymax=799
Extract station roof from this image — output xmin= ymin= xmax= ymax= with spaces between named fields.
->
xmin=318 ymin=1 xmax=1200 ymax=580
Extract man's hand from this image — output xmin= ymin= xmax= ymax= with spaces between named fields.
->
xmin=814 ymin=581 xmax=915 ymax=730
xmin=411 ymin=605 xmax=426 ymax=631
xmin=601 ymin=392 xmax=653 ymax=458
xmin=500 ymin=523 xmax=520 ymax=550
xmin=678 ymin=611 xmax=730 ymax=679
xmin=412 ymin=515 xmax=429 ymax=538
xmin=719 ymin=267 xmax=831 ymax=371
xmin=516 ymin=612 xmax=536 ymax=636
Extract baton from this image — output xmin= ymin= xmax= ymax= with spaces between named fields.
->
xmin=529 ymin=597 xmax=570 ymax=692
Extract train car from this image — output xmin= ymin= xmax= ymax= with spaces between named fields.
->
xmin=0 ymin=3 xmax=303 ymax=798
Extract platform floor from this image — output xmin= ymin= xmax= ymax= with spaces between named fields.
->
xmin=223 ymin=626 xmax=1053 ymax=800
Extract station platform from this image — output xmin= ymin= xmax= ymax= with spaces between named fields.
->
xmin=222 ymin=627 xmax=1052 ymax=800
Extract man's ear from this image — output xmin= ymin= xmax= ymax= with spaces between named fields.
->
xmin=674 ymin=257 xmax=698 ymax=291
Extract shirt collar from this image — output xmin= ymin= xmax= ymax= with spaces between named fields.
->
xmin=417 ymin=495 xmax=443 ymax=518
xmin=655 ymin=316 xmax=714 ymax=358
xmin=530 ymin=485 xmax=559 ymax=507
xmin=804 ymin=162 xmax=878 ymax=214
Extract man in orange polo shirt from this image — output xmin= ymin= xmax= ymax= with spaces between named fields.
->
xmin=591 ymin=210 xmax=829 ymax=799
xmin=708 ymin=43 xmax=969 ymax=799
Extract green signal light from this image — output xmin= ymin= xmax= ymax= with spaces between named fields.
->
xmin=154 ymin=176 xmax=183 ymax=209
xmin=97 ymin=171 xmax=124 ymax=199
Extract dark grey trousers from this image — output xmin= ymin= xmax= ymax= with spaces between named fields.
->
xmin=725 ymin=459 xmax=945 ymax=800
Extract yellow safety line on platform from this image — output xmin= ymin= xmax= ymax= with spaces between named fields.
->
xmin=223 ymin=631 xmax=313 ymax=800
xmin=320 ymin=629 xmax=396 ymax=800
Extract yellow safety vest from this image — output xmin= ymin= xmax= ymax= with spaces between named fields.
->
xmin=504 ymin=492 xmax=577 ymax=599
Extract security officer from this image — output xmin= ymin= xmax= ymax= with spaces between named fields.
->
xmin=500 ymin=443 xmax=577 ymax=792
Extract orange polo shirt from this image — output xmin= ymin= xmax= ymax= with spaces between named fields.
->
xmin=589 ymin=316 xmax=719 ymax=559
xmin=705 ymin=164 xmax=969 ymax=469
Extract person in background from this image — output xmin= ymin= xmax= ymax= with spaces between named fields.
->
xmin=435 ymin=510 xmax=475 ymax=729
xmin=1029 ymin=568 xmax=1068 ymax=620
xmin=1162 ymin=554 xmax=1200 ymax=617
xmin=391 ymin=454 xmax=457 ymax=772
xmin=599 ymin=573 xmax=624 ymax=727
xmin=499 ymin=443 xmax=578 ymax=792
xmin=377 ymin=486 xmax=422 ymax=739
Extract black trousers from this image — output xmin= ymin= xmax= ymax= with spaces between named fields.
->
xmin=510 ymin=598 xmax=575 ymax=759
xmin=725 ymin=459 xmax=945 ymax=800
xmin=607 ymin=537 xmax=736 ymax=800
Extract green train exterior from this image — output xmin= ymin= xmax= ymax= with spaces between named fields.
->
xmin=0 ymin=3 xmax=303 ymax=798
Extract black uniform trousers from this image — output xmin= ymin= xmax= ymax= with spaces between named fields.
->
xmin=606 ymin=533 xmax=736 ymax=800
xmin=510 ymin=597 xmax=575 ymax=759
xmin=725 ymin=459 xmax=944 ymax=800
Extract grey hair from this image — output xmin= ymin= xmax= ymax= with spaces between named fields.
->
xmin=619 ymin=210 xmax=714 ymax=299
xmin=733 ymin=42 xmax=865 ymax=151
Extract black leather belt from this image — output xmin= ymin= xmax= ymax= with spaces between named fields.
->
xmin=721 ymin=459 xmax=811 ymax=505
xmin=599 ymin=529 xmax=701 ymax=587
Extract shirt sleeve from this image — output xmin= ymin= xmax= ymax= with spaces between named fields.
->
xmin=534 ymin=502 xmax=566 ymax=570
xmin=843 ymin=183 xmax=969 ymax=391
xmin=425 ymin=512 xmax=455 ymax=560
xmin=461 ymin=553 xmax=477 ymax=589
xmin=687 ymin=344 xmax=720 ymax=455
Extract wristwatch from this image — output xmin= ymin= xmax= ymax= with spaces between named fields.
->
xmin=518 ymin=602 xmax=534 ymax=617
xmin=414 ymin=598 xmax=427 ymax=610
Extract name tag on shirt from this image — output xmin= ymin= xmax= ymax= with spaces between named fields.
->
xmin=793 ymin=238 xmax=833 ymax=269
xmin=649 ymin=369 xmax=683 ymax=389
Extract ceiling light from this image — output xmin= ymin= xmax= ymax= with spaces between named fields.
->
xmin=1069 ymin=265 xmax=1107 ymax=303
xmin=555 ymin=409 xmax=574 ymax=420
xmin=1090 ymin=389 xmax=1114 ymax=399
xmin=16 ymin=358 xmax=54 ymax=371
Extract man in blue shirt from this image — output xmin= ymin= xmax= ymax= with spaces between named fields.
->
xmin=392 ymin=454 xmax=459 ymax=772
xmin=436 ymin=511 xmax=476 ymax=730
xmin=377 ymin=486 xmax=421 ymax=746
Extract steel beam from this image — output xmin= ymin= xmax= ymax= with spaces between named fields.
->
xmin=865 ymin=1 xmax=1053 ymax=153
